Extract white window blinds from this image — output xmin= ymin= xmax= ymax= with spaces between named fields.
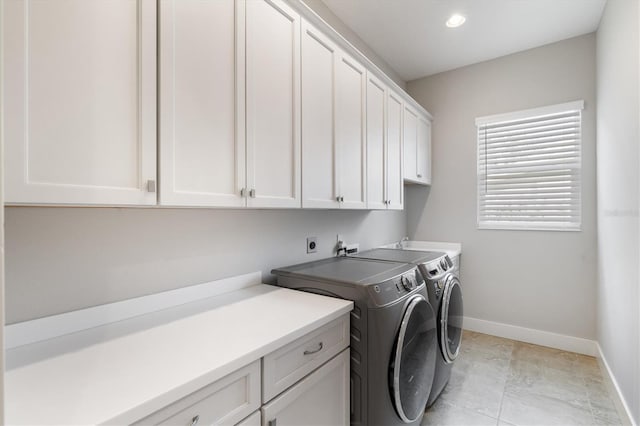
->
xmin=476 ymin=101 xmax=584 ymax=231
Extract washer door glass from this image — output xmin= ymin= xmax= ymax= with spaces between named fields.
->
xmin=391 ymin=295 xmax=437 ymax=423
xmin=440 ymin=276 xmax=463 ymax=363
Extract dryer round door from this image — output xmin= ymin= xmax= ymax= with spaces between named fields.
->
xmin=390 ymin=294 xmax=437 ymax=423
xmin=440 ymin=275 xmax=463 ymax=363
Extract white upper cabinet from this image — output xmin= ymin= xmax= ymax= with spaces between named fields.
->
xmin=386 ymin=91 xmax=404 ymax=209
xmin=403 ymin=104 xmax=431 ymax=185
xmin=301 ymin=21 xmax=366 ymax=210
xmin=335 ymin=53 xmax=367 ymax=209
xmin=365 ymin=74 xmax=404 ymax=210
xmin=417 ymin=116 xmax=432 ymax=185
xmin=2 ymin=0 xmax=157 ymax=205
xmin=246 ymin=0 xmax=301 ymax=208
xmin=2 ymin=0 xmax=431 ymax=208
xmin=365 ymin=74 xmax=387 ymax=210
xmin=301 ymin=22 xmax=339 ymax=209
xmin=159 ymin=0 xmax=245 ymax=207
xmin=403 ymin=104 xmax=418 ymax=183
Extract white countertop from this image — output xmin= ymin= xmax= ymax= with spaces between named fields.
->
xmin=5 ymin=284 xmax=353 ymax=425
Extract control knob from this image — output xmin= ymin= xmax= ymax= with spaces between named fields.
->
xmin=440 ymin=258 xmax=448 ymax=270
xmin=401 ymin=275 xmax=415 ymax=291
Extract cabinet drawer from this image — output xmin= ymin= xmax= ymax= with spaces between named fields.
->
xmin=133 ymin=361 xmax=260 ymax=425
xmin=262 ymin=315 xmax=349 ymax=402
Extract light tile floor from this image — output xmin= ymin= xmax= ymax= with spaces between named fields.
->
xmin=422 ymin=331 xmax=622 ymax=426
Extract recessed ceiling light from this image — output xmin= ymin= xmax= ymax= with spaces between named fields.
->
xmin=446 ymin=14 xmax=466 ymax=28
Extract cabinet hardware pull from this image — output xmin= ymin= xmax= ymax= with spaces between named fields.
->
xmin=240 ymin=188 xmax=246 ymax=197
xmin=268 ymin=419 xmax=277 ymax=426
xmin=336 ymin=196 xmax=341 ymax=202
xmin=417 ymin=173 xmax=422 ymax=178
xmin=249 ymin=189 xmax=256 ymax=198
xmin=146 ymin=180 xmax=156 ymax=193
xmin=340 ymin=196 xmax=344 ymax=202
xmin=191 ymin=415 xmax=200 ymax=426
xmin=303 ymin=341 xmax=323 ymax=355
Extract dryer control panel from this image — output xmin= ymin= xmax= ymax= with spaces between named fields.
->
xmin=421 ymin=255 xmax=452 ymax=280
xmin=367 ymin=269 xmax=425 ymax=307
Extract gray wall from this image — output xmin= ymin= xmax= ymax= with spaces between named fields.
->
xmin=301 ymin=0 xmax=406 ymax=89
xmin=406 ymin=34 xmax=597 ymax=340
xmin=596 ymin=0 xmax=639 ymax=422
xmin=4 ymin=207 xmax=406 ymax=323
xmin=3 ymin=0 xmax=410 ymax=325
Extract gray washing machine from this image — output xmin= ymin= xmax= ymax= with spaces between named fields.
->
xmin=272 ymin=257 xmax=437 ymax=426
xmin=351 ymin=249 xmax=464 ymax=407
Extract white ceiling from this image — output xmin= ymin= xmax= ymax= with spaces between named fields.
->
xmin=321 ymin=0 xmax=607 ymax=81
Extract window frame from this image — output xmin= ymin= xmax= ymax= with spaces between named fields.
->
xmin=476 ymin=100 xmax=584 ymax=232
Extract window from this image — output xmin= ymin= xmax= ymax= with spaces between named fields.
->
xmin=476 ymin=101 xmax=584 ymax=231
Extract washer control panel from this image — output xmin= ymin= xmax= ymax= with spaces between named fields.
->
xmin=419 ymin=255 xmax=453 ymax=300
xmin=368 ymin=269 xmax=424 ymax=307
xmin=423 ymin=255 xmax=452 ymax=279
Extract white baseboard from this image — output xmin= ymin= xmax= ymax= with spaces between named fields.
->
xmin=596 ymin=344 xmax=637 ymax=426
xmin=463 ymin=316 xmax=598 ymax=356
xmin=5 ymin=271 xmax=262 ymax=349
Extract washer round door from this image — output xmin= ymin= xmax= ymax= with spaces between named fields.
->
xmin=390 ymin=294 xmax=437 ymax=423
xmin=440 ymin=275 xmax=464 ymax=363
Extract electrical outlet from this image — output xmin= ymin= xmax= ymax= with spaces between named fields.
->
xmin=307 ymin=236 xmax=318 ymax=253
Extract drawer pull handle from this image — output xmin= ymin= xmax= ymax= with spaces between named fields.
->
xmin=303 ymin=342 xmax=323 ymax=355
xmin=191 ymin=415 xmax=200 ymax=426
xmin=268 ymin=419 xmax=277 ymax=426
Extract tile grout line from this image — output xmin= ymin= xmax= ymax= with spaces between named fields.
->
xmin=582 ymin=374 xmax=599 ymax=424
xmin=496 ymin=343 xmax=515 ymax=426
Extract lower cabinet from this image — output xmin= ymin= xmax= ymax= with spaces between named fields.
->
xmin=132 ymin=315 xmax=349 ymax=426
xmin=261 ymin=349 xmax=349 ymax=426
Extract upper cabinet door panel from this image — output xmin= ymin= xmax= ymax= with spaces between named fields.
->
xmin=246 ymin=0 xmax=301 ymax=208
xmin=403 ymin=105 xmax=418 ymax=182
xmin=417 ymin=117 xmax=432 ymax=185
xmin=335 ymin=54 xmax=366 ymax=209
xmin=301 ymin=22 xmax=339 ymax=209
xmin=365 ymin=74 xmax=386 ymax=210
xmin=159 ymin=0 xmax=245 ymax=207
xmin=3 ymin=0 xmax=157 ymax=205
xmin=387 ymin=92 xmax=404 ymax=209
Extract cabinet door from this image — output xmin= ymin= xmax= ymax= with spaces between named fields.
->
xmin=335 ymin=54 xmax=366 ymax=210
xmin=246 ymin=0 xmax=301 ymax=208
xmin=403 ymin=104 xmax=418 ymax=183
xmin=365 ymin=73 xmax=386 ymax=210
xmin=237 ymin=411 xmax=261 ymax=426
xmin=417 ymin=116 xmax=432 ymax=185
xmin=301 ymin=21 xmax=339 ymax=209
xmin=386 ymin=92 xmax=404 ymax=209
xmin=159 ymin=0 xmax=245 ymax=207
xmin=2 ymin=0 xmax=157 ymax=205
xmin=261 ymin=349 xmax=349 ymax=426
